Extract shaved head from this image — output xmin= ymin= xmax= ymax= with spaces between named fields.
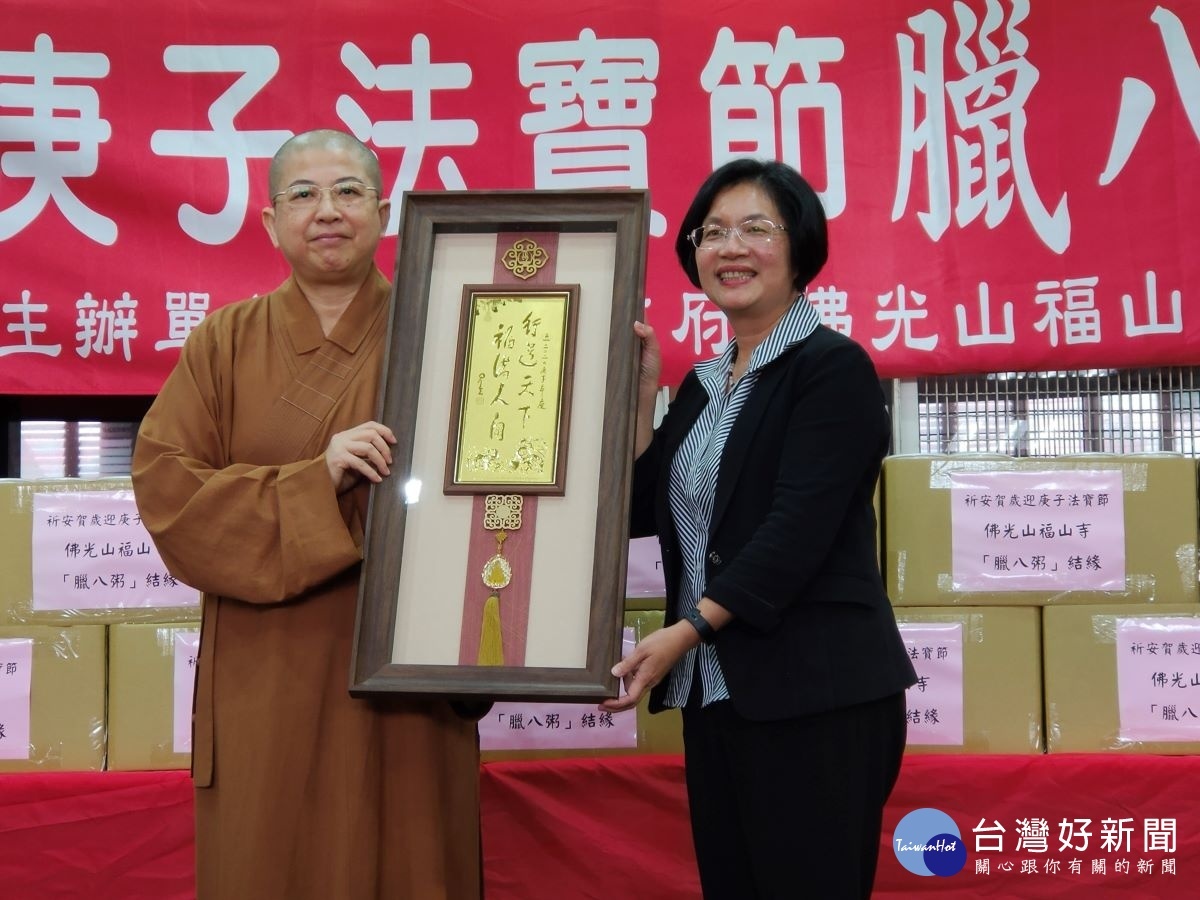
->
xmin=268 ymin=129 xmax=383 ymax=196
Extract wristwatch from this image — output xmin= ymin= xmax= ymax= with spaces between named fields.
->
xmin=683 ymin=607 xmax=716 ymax=643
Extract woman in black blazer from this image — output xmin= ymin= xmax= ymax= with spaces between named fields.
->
xmin=603 ymin=159 xmax=917 ymax=899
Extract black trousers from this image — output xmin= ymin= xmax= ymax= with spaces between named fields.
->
xmin=680 ymin=692 xmax=908 ymax=900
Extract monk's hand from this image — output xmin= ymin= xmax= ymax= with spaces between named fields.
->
xmin=600 ymin=622 xmax=699 ymax=713
xmin=325 ymin=421 xmax=397 ymax=494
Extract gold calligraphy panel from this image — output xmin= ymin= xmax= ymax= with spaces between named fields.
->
xmin=445 ymin=285 xmax=580 ymax=494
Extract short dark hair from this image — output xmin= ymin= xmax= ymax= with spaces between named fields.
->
xmin=674 ymin=158 xmax=829 ymax=292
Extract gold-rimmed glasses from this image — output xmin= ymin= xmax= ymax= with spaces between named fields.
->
xmin=271 ymin=181 xmax=380 ymax=210
xmin=688 ymin=218 xmax=787 ymax=250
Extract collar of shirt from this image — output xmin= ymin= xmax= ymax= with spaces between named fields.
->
xmin=279 ymin=268 xmax=391 ymax=354
xmin=694 ymin=293 xmax=821 ymax=399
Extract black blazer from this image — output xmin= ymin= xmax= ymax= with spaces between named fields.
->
xmin=632 ymin=325 xmax=917 ymax=720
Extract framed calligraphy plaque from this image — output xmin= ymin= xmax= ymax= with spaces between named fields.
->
xmin=444 ymin=285 xmax=580 ymax=495
xmin=351 ymin=189 xmax=649 ymax=702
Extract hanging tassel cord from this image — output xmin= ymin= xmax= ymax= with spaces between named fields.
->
xmin=477 ymin=594 xmax=505 ymax=666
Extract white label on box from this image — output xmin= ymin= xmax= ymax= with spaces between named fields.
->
xmin=1116 ymin=617 xmax=1200 ymax=742
xmin=480 ymin=628 xmax=637 ymax=750
xmin=32 ymin=492 xmax=201 ymax=610
xmin=0 ymin=639 xmax=34 ymax=760
xmin=626 ymin=537 xmax=666 ymax=598
xmin=949 ymin=470 xmax=1125 ymax=592
xmin=173 ymin=631 xmax=201 ymax=753
xmin=899 ymin=622 xmax=964 ymax=746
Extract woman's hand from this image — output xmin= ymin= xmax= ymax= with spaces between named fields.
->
xmin=635 ymin=320 xmax=662 ymax=395
xmin=634 ymin=321 xmax=662 ymax=458
xmin=600 ymin=622 xmax=699 ymax=713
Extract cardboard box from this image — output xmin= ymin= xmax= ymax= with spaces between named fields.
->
xmin=624 ymin=610 xmax=683 ymax=755
xmin=884 ymin=454 xmax=1199 ymax=606
xmin=0 ymin=625 xmax=106 ymax=772
xmin=1044 ymin=604 xmax=1200 ymax=753
xmin=481 ymin=609 xmax=682 ymax=761
xmin=624 ymin=595 xmax=666 ymax=613
xmin=107 ymin=622 xmax=199 ymax=771
xmin=0 ymin=478 xmax=200 ymax=625
xmin=895 ymin=607 xmax=1044 ymax=753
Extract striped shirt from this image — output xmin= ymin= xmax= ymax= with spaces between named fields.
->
xmin=663 ymin=295 xmax=821 ymax=708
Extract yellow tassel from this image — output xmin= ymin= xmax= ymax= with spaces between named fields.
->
xmin=477 ymin=594 xmax=504 ymax=666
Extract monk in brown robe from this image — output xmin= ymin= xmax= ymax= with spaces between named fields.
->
xmin=132 ymin=129 xmax=481 ymax=900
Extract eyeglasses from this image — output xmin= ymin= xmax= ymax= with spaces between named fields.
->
xmin=688 ymin=218 xmax=787 ymax=250
xmin=272 ymin=181 xmax=380 ymax=210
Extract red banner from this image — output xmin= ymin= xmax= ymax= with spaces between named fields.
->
xmin=2 ymin=0 xmax=1198 ymax=394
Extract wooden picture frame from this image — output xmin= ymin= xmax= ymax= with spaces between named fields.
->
xmin=350 ymin=189 xmax=649 ymax=702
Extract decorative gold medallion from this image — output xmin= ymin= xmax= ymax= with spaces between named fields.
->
xmin=482 ymin=533 xmax=513 ymax=590
xmin=501 ymin=238 xmax=549 ymax=280
xmin=483 ymin=494 xmax=523 ymax=530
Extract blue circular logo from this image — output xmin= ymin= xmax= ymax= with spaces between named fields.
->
xmin=893 ymin=808 xmax=967 ymax=877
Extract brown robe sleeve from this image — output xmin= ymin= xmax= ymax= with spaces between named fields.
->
xmin=132 ymin=306 xmax=362 ymax=604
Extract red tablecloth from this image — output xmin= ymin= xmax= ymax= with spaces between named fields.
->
xmin=0 ymin=770 xmax=194 ymax=900
xmin=483 ymin=753 xmax=1200 ymax=898
xmin=2 ymin=755 xmax=1197 ymax=898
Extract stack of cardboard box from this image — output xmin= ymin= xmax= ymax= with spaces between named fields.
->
xmin=0 ymin=478 xmax=199 ymax=772
xmin=9 ymin=451 xmax=1199 ymax=771
xmin=883 ymin=454 xmax=1200 ymax=754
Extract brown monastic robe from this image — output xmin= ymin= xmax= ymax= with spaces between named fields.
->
xmin=132 ymin=270 xmax=481 ymax=900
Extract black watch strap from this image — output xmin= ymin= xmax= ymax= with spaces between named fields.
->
xmin=684 ymin=607 xmax=716 ymax=643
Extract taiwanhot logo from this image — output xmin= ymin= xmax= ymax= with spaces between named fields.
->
xmin=893 ymin=807 xmax=967 ymax=877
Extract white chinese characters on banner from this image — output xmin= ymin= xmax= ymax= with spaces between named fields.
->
xmin=949 ymin=470 xmax=1126 ymax=592
xmin=0 ymin=639 xmax=34 ymax=760
xmin=519 ymin=29 xmax=664 ymax=235
xmin=31 ymin=492 xmax=200 ymax=610
xmin=900 ymin=622 xmax=964 ymax=746
xmin=480 ymin=628 xmax=637 ymax=750
xmin=2 ymin=4 xmax=1198 ymax=395
xmin=338 ymin=36 xmax=477 ymax=235
xmin=0 ymin=34 xmax=115 ymax=246
xmin=75 ymin=289 xmax=137 ymax=361
xmin=1116 ymin=617 xmax=1200 ymax=742
xmin=1101 ymin=7 xmax=1200 ymax=187
xmin=150 ymin=45 xmax=292 ymax=246
xmin=671 ymin=293 xmax=731 ymax=360
xmin=894 ymin=6 xmax=1070 ymax=253
xmin=700 ymin=26 xmax=846 ymax=217
xmin=173 ymin=630 xmax=201 ymax=753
